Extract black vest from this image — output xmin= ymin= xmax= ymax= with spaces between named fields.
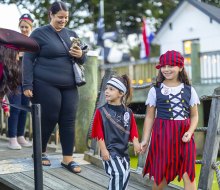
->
xmin=99 ymin=103 xmax=131 ymax=158
xmin=155 ymin=84 xmax=191 ymax=120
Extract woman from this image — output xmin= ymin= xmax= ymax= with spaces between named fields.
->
xmin=7 ymin=13 xmax=33 ymax=150
xmin=22 ymin=1 xmax=87 ymax=173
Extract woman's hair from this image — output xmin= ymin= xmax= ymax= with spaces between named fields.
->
xmin=0 ymin=46 xmax=21 ymax=97
xmin=48 ymin=1 xmax=68 ymax=20
xmin=19 ymin=14 xmax=34 ymax=28
xmin=112 ymin=74 xmax=133 ymax=106
xmin=155 ymin=67 xmax=190 ymax=87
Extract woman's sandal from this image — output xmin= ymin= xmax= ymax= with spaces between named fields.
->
xmin=61 ymin=161 xmax=81 ymax=173
xmin=31 ymin=153 xmax=51 ymax=166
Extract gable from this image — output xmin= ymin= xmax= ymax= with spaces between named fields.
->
xmin=153 ymin=1 xmax=220 ymax=53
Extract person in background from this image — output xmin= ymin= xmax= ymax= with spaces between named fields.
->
xmin=91 ymin=75 xmax=141 ymax=190
xmin=141 ymin=50 xmax=199 ymax=190
xmin=22 ymin=1 xmax=87 ymax=171
xmin=7 ymin=14 xmax=33 ymax=150
xmin=0 ymin=28 xmax=39 ymax=114
xmin=1 ymin=96 xmax=10 ymax=118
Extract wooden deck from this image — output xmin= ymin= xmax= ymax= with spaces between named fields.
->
xmin=0 ymin=138 xmax=181 ymax=190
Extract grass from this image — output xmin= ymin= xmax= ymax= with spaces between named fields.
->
xmin=130 ymin=156 xmax=219 ymax=190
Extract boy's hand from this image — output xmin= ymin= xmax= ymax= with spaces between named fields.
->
xmin=133 ymin=141 xmax=141 ymax=155
xmin=101 ymin=149 xmax=110 ymax=161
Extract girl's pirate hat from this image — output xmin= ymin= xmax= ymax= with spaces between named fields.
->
xmin=0 ymin=28 xmax=39 ymax=52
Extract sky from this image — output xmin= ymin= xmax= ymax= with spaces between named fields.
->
xmin=0 ymin=4 xmax=21 ymax=32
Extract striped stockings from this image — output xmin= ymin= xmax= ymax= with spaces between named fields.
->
xmin=103 ymin=156 xmax=130 ymax=190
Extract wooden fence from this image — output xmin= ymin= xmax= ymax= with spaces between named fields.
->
xmin=100 ymin=49 xmax=220 ymax=86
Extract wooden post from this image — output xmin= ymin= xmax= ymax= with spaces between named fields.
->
xmin=191 ymin=41 xmax=201 ymax=84
xmin=75 ymin=53 xmax=99 ymax=153
xmin=198 ymin=87 xmax=220 ymax=190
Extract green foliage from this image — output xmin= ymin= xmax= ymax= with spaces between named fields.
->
xmin=2 ymin=0 xmax=219 ymax=34
xmin=2 ymin=0 xmax=178 ymax=33
xmin=129 ymin=45 xmax=141 ymax=60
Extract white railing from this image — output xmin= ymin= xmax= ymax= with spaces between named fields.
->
xmin=200 ymin=51 xmax=220 ymax=84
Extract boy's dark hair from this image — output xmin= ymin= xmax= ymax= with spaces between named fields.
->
xmin=155 ymin=67 xmax=190 ymax=87
xmin=113 ymin=74 xmax=132 ymax=106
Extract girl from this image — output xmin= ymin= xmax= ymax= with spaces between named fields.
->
xmin=141 ymin=50 xmax=200 ymax=190
xmin=91 ymin=74 xmax=141 ymax=190
xmin=7 ymin=13 xmax=33 ymax=150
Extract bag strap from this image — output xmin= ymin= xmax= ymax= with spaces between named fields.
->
xmin=50 ymin=26 xmax=72 ymax=57
xmin=56 ymin=32 xmax=72 ymax=57
xmin=102 ymin=107 xmax=130 ymax=135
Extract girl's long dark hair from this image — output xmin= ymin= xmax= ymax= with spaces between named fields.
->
xmin=155 ymin=67 xmax=190 ymax=87
xmin=114 ymin=74 xmax=132 ymax=106
xmin=0 ymin=46 xmax=21 ymax=98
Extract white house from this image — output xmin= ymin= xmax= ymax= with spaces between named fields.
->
xmin=152 ymin=0 xmax=220 ymax=54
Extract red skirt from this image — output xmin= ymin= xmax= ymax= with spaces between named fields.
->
xmin=143 ymin=118 xmax=196 ymax=185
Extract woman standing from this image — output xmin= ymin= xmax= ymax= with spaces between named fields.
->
xmin=7 ymin=14 xmax=33 ymax=150
xmin=22 ymin=1 xmax=87 ymax=173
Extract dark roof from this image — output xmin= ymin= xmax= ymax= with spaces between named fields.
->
xmin=156 ymin=0 xmax=220 ymax=35
xmin=188 ymin=0 xmax=220 ymax=23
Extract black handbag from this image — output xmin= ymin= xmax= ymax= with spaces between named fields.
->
xmin=72 ymin=61 xmax=86 ymax=86
xmin=56 ymin=32 xmax=87 ymax=86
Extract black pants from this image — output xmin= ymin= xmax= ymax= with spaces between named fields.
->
xmin=32 ymin=80 xmax=78 ymax=156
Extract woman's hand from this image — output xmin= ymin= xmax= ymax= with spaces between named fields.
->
xmin=69 ymin=45 xmax=83 ymax=58
xmin=24 ymin=90 xmax=33 ymax=97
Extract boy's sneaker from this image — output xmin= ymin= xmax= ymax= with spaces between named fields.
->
xmin=17 ymin=136 xmax=32 ymax=147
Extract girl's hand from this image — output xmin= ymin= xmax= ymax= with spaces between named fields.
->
xmin=69 ymin=45 xmax=83 ymax=58
xmin=140 ymin=140 xmax=149 ymax=154
xmin=101 ymin=149 xmax=110 ymax=161
xmin=182 ymin=131 xmax=193 ymax=143
xmin=4 ymin=111 xmax=10 ymax=117
xmin=24 ymin=90 xmax=33 ymax=97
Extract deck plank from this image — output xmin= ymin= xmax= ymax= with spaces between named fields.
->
xmin=82 ymin=163 xmax=149 ymax=190
xmin=23 ymin=170 xmax=81 ymax=190
xmin=0 ymin=172 xmax=51 ymax=190
xmin=0 ymin=139 xmax=182 ymax=190
xmin=46 ymin=168 xmax=106 ymax=190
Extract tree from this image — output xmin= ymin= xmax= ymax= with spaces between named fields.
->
xmin=2 ymin=0 xmax=178 ymax=33
xmin=1 ymin=0 xmax=219 ymax=35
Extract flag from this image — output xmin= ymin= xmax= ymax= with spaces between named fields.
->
xmin=140 ymin=18 xmax=154 ymax=59
xmin=97 ymin=0 xmax=105 ymax=47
